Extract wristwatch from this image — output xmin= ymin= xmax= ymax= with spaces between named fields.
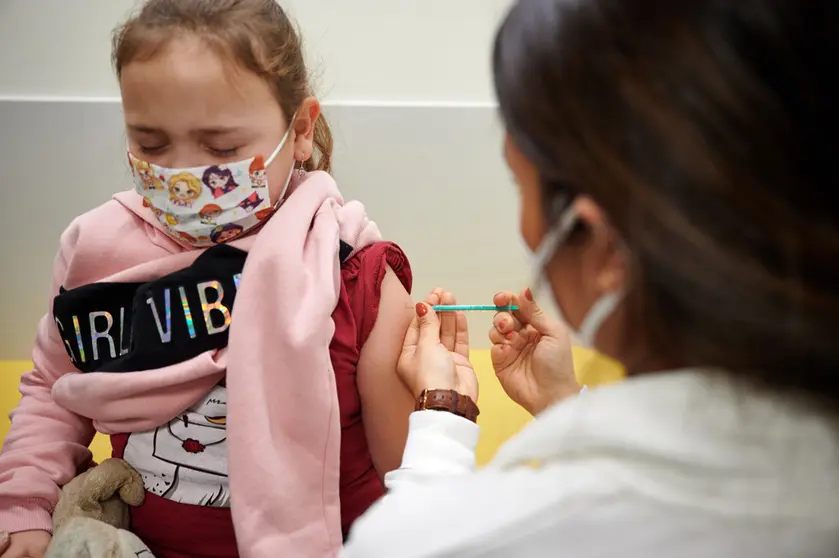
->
xmin=415 ymin=389 xmax=480 ymax=423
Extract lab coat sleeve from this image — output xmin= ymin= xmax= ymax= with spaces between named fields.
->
xmin=341 ymin=409 xmax=603 ymax=558
xmin=382 ymin=410 xmax=480 ymax=491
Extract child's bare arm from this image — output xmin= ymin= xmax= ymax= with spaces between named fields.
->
xmin=356 ymin=266 xmax=416 ymax=479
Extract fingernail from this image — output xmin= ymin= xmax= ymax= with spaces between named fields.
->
xmin=506 ymin=331 xmax=516 ymax=341
xmin=415 ymin=303 xmax=428 ymax=317
xmin=498 ymin=319 xmax=507 ymax=330
xmin=524 ymin=288 xmax=534 ymax=302
xmin=0 ymin=531 xmax=8 ymax=544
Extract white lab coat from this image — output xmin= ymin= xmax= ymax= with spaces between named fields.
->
xmin=342 ymin=370 xmax=839 ymax=557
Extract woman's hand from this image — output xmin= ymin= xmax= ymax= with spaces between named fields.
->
xmin=490 ymin=288 xmax=579 ymax=415
xmin=0 ymin=530 xmax=50 ymax=558
xmin=397 ymin=289 xmax=478 ymax=403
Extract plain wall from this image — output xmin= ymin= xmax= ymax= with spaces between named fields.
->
xmin=0 ymin=0 xmax=513 ymax=102
xmin=0 ymin=0 xmax=529 ymax=359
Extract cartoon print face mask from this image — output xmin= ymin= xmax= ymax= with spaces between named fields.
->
xmin=129 ymin=121 xmax=296 ymax=248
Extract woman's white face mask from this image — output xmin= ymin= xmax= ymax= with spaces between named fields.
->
xmin=528 ymin=200 xmax=624 ymax=349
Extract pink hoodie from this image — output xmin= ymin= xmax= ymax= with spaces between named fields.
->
xmin=0 ymin=171 xmax=381 ymax=557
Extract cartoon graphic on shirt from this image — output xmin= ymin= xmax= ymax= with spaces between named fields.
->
xmin=165 ymin=212 xmax=180 ymax=226
xmin=202 ymin=165 xmax=239 ymax=199
xmin=134 ymin=159 xmax=164 ymax=191
xmin=168 ymin=172 xmax=202 ymax=208
xmin=211 ymin=223 xmax=244 ymax=244
xmin=237 ymin=192 xmax=263 ymax=212
xmin=123 ymin=385 xmax=230 ymax=507
xmin=249 ymin=155 xmax=267 ymax=189
xmin=199 ymin=204 xmax=223 ymax=225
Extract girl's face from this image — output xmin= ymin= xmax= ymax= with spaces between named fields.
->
xmin=120 ymin=33 xmax=319 ymax=204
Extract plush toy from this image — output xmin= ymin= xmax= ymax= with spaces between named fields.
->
xmin=45 ymin=458 xmax=155 ymax=558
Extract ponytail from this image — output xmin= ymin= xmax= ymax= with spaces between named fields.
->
xmin=304 ymin=113 xmax=333 ymax=173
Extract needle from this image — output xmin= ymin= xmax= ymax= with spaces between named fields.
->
xmin=431 ymin=305 xmax=519 ymax=312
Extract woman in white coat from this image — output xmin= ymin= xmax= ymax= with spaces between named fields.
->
xmin=342 ymin=0 xmax=839 ymax=556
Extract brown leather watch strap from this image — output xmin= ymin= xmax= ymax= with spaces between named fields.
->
xmin=415 ymin=389 xmax=480 ymax=423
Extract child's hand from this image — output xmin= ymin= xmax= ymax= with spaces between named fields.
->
xmin=0 ymin=530 xmax=50 ymax=558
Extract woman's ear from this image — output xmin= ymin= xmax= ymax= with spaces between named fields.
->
xmin=573 ymin=196 xmax=628 ymax=293
xmin=292 ymin=97 xmax=320 ymax=162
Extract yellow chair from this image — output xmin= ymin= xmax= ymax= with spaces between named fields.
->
xmin=1 ymin=350 xmax=623 ymax=465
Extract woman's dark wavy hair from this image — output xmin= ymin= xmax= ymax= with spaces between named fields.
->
xmin=493 ymin=0 xmax=839 ymax=401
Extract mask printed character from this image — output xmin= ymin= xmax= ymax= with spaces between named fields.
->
xmin=202 ymin=165 xmax=238 ymax=199
xmin=211 ymin=223 xmax=244 ymax=244
xmin=168 ymin=172 xmax=202 ymax=208
xmin=142 ymin=197 xmax=152 ymax=208
xmin=165 ymin=213 xmax=180 ymax=226
xmin=199 ymin=204 xmax=223 ymax=225
xmin=238 ymin=192 xmax=263 ymax=212
xmin=134 ymin=159 xmax=164 ymax=191
xmin=175 ymin=231 xmax=198 ymax=244
xmin=249 ymin=155 xmax=267 ymax=189
xmin=255 ymin=207 xmax=274 ymax=222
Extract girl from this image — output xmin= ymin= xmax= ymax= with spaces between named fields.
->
xmin=0 ymin=1 xmax=417 ymax=557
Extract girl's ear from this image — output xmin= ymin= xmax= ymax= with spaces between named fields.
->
xmin=292 ymin=97 xmax=320 ymax=162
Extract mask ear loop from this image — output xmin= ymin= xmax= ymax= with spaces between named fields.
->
xmin=266 ymin=112 xmax=301 ymax=210
xmin=529 ymin=195 xmax=578 ymax=293
xmin=265 ymin=112 xmax=298 ymax=167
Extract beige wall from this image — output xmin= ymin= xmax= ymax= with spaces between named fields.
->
xmin=0 ymin=0 xmax=513 ymax=102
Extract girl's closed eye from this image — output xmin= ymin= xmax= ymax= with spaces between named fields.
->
xmin=139 ymin=144 xmax=168 ymax=155
xmin=206 ymin=145 xmax=241 ymax=158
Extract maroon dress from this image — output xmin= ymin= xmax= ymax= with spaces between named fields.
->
xmin=109 ymin=242 xmax=412 ymax=557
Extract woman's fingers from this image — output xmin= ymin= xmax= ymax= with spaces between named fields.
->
xmin=496 ymin=289 xmax=565 ymax=338
xmin=437 ymin=290 xmax=458 ymax=352
xmin=424 ymin=289 xmax=443 ymax=307
xmin=489 ymin=322 xmax=532 ymax=352
xmin=493 ymin=291 xmax=514 ymax=310
xmin=488 ymin=325 xmax=506 ymax=346
xmin=492 ymin=311 xmax=523 ymax=335
xmin=454 ymin=311 xmax=469 ymax=358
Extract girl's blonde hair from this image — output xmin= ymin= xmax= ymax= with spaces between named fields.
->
xmin=113 ymin=0 xmax=333 ymax=173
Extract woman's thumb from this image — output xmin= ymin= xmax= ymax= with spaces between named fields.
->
xmin=415 ymin=303 xmax=441 ymax=344
xmin=523 ymin=288 xmax=564 ymax=337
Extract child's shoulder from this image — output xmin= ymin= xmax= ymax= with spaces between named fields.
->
xmin=61 ymin=197 xmax=146 ymax=250
xmin=57 ymin=195 xmax=165 ymax=287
